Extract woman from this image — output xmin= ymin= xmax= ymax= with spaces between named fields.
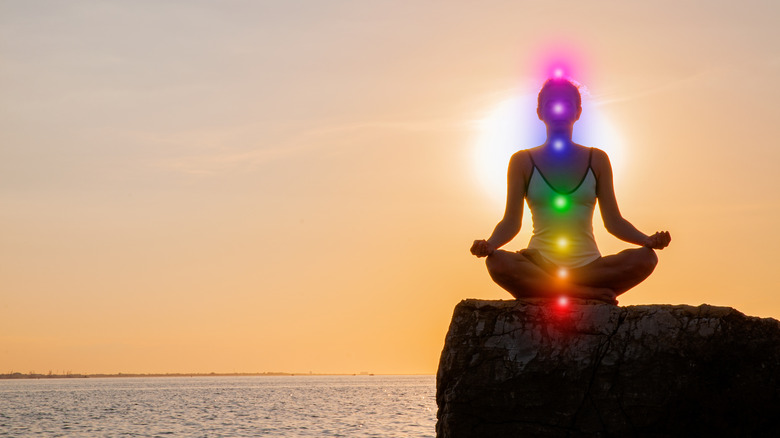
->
xmin=470 ymin=78 xmax=671 ymax=304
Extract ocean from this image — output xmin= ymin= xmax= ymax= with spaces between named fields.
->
xmin=0 ymin=375 xmax=436 ymax=437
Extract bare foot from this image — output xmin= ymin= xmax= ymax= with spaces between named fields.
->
xmin=566 ymin=286 xmax=618 ymax=305
xmin=591 ymin=288 xmax=619 ymax=305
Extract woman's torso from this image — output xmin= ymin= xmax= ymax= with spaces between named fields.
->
xmin=525 ymin=146 xmax=601 ymax=268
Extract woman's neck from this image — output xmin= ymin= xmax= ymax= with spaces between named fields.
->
xmin=545 ymin=125 xmax=574 ymax=152
xmin=546 ymin=124 xmax=573 ymax=140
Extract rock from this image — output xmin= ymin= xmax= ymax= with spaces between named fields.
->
xmin=436 ymin=299 xmax=780 ymax=437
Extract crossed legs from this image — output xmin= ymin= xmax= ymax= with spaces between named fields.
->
xmin=566 ymin=247 xmax=658 ymax=295
xmin=486 ymin=247 xmax=658 ymax=303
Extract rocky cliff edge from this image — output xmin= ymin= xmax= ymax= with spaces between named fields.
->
xmin=436 ymin=299 xmax=780 ymax=437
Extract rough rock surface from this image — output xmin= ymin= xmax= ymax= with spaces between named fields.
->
xmin=436 ymin=299 xmax=780 ymax=437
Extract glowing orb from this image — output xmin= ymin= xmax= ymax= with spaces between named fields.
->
xmin=552 ymin=102 xmax=565 ymax=114
xmin=553 ymin=139 xmax=565 ymax=151
xmin=553 ymin=195 xmax=568 ymax=211
xmin=535 ymin=42 xmax=588 ymax=86
xmin=557 ymin=237 xmax=569 ymax=249
xmin=557 ymin=268 xmax=568 ymax=279
xmin=558 ymin=296 xmax=569 ymax=306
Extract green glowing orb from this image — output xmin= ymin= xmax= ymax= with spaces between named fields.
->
xmin=553 ymin=195 xmax=569 ymax=211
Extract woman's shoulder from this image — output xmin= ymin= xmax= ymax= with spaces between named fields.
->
xmin=582 ymin=146 xmax=613 ymax=180
xmin=572 ymin=143 xmax=606 ymax=161
xmin=510 ymin=147 xmax=539 ymax=165
xmin=511 ymin=145 xmax=545 ymax=160
xmin=585 ymin=147 xmax=611 ymax=165
xmin=508 ymin=148 xmax=536 ymax=175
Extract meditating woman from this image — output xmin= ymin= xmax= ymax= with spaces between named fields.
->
xmin=470 ymin=78 xmax=671 ymax=304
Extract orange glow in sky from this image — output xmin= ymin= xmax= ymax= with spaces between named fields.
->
xmin=2 ymin=1 xmax=780 ymax=375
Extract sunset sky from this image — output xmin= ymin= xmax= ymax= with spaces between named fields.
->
xmin=3 ymin=1 xmax=780 ymax=375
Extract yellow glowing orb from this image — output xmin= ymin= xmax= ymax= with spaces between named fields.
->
xmin=557 ymin=237 xmax=569 ymax=249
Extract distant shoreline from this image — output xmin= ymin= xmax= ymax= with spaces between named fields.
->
xmin=0 ymin=372 xmax=432 ymax=380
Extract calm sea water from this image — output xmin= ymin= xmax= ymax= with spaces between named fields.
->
xmin=0 ymin=375 xmax=436 ymax=437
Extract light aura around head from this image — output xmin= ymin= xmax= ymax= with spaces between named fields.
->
xmin=474 ymin=48 xmax=623 ymax=201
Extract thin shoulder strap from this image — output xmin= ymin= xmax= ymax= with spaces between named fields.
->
xmin=524 ymin=149 xmax=535 ymax=195
xmin=589 ymin=147 xmax=598 ymax=191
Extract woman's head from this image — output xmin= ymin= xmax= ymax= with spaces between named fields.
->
xmin=537 ymin=78 xmax=582 ymax=125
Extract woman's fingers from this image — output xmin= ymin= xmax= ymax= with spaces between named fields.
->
xmin=644 ymin=232 xmax=666 ymax=249
xmin=653 ymin=231 xmax=671 ymax=249
xmin=471 ymin=239 xmax=498 ymax=257
xmin=471 ymin=239 xmax=490 ymax=257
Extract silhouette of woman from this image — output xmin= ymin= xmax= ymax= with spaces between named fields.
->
xmin=470 ymin=78 xmax=670 ymax=304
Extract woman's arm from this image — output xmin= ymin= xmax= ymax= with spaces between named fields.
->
xmin=471 ymin=152 xmax=530 ymax=257
xmin=593 ymin=148 xmax=671 ymax=249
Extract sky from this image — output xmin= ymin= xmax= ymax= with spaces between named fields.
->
xmin=2 ymin=0 xmax=780 ymax=375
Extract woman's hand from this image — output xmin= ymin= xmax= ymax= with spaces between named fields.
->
xmin=470 ymin=239 xmax=496 ymax=258
xmin=643 ymin=231 xmax=671 ymax=250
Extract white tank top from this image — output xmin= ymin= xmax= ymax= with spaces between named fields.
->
xmin=525 ymin=148 xmax=601 ymax=268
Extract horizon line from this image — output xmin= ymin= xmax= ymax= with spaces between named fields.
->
xmin=1 ymin=371 xmax=435 ymax=380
